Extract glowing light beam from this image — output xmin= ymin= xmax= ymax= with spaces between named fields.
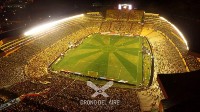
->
xmin=160 ymin=17 xmax=189 ymax=50
xmin=24 ymin=14 xmax=84 ymax=36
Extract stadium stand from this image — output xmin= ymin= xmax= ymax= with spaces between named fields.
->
xmin=0 ymin=9 xmax=200 ymax=111
xmin=26 ymin=27 xmax=98 ymax=78
xmin=143 ymin=13 xmax=200 ymax=71
xmin=99 ymin=21 xmax=111 ymax=32
xmin=1 ymin=74 xmax=140 ymax=111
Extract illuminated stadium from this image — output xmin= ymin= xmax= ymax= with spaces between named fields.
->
xmin=0 ymin=3 xmax=200 ymax=112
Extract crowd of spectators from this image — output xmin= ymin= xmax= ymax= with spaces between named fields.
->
xmin=2 ymin=74 xmax=140 ymax=111
xmin=100 ymin=21 xmax=143 ymax=36
xmin=0 ymin=16 xmax=98 ymax=86
xmin=106 ymin=10 xmax=144 ymax=22
xmin=0 ymin=11 xmax=200 ymax=111
xmin=26 ymin=27 xmax=99 ymax=78
xmin=137 ymin=33 xmax=184 ymax=111
xmin=137 ymin=14 xmax=200 ymax=111
xmin=144 ymin=14 xmax=200 ymax=71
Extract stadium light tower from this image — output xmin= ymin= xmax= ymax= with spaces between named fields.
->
xmin=118 ymin=4 xmax=132 ymax=10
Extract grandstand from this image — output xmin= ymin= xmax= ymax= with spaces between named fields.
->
xmin=0 ymin=7 xmax=200 ymax=111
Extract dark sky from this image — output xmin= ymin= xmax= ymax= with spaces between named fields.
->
xmin=13 ymin=0 xmax=200 ymax=53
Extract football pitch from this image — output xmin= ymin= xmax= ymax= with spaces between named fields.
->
xmin=51 ymin=34 xmax=144 ymax=85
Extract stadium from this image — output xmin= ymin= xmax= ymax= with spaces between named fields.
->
xmin=0 ymin=3 xmax=200 ymax=112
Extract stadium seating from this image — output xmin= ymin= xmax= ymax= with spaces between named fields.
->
xmin=143 ymin=13 xmax=200 ymax=71
xmin=0 ymin=9 xmax=200 ymax=111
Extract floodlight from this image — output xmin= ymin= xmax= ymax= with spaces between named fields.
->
xmin=160 ymin=17 xmax=189 ymax=50
xmin=24 ymin=14 xmax=84 ymax=36
xmin=118 ymin=4 xmax=132 ymax=10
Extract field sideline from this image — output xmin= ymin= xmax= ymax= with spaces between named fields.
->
xmin=51 ymin=34 xmax=143 ymax=85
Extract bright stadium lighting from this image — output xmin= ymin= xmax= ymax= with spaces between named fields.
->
xmin=24 ymin=14 xmax=84 ymax=36
xmin=118 ymin=4 xmax=132 ymax=10
xmin=118 ymin=4 xmax=122 ymax=10
xmin=160 ymin=17 xmax=189 ymax=50
xmin=129 ymin=5 xmax=132 ymax=10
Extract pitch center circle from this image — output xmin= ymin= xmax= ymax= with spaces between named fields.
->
xmin=102 ymin=45 xmax=117 ymax=52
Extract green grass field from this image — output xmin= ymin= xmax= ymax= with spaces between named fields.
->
xmin=51 ymin=34 xmax=144 ymax=85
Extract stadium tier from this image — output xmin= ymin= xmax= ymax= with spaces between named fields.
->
xmin=0 ymin=9 xmax=200 ymax=111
